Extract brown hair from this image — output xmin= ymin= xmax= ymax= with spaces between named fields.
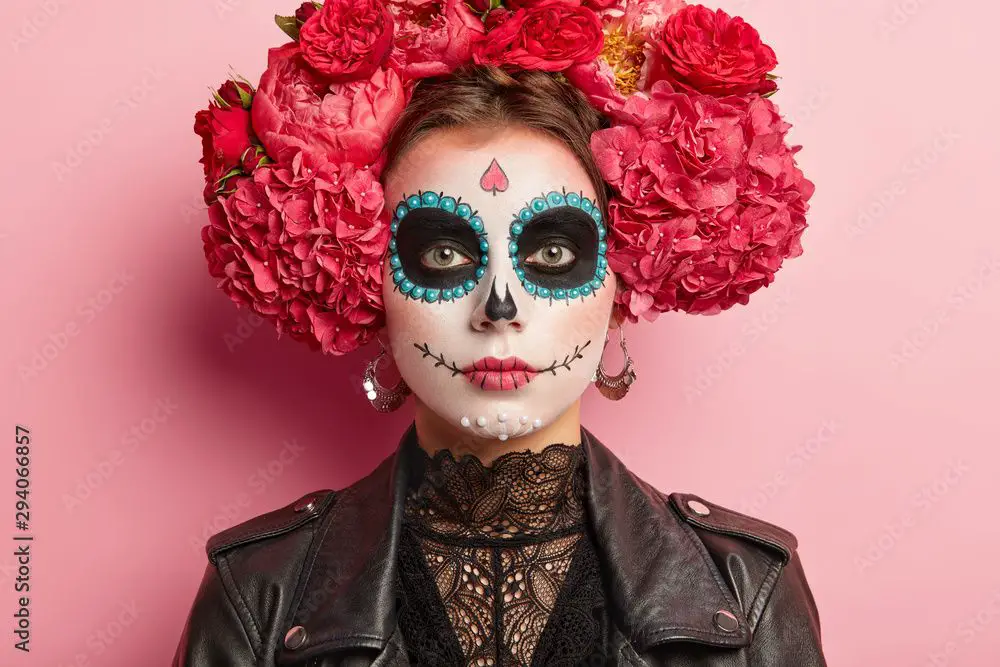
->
xmin=381 ymin=64 xmax=612 ymax=214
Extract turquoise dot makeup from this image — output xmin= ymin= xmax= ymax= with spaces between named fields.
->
xmin=389 ymin=190 xmax=489 ymax=304
xmin=509 ymin=188 xmax=608 ymax=303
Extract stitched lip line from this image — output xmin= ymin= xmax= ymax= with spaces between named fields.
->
xmin=413 ymin=340 xmax=592 ymax=390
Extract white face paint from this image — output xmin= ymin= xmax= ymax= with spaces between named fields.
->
xmin=382 ymin=126 xmax=617 ymax=442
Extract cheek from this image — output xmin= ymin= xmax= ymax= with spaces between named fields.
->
xmin=383 ymin=289 xmax=468 ymax=357
xmin=529 ymin=278 xmax=616 ymax=354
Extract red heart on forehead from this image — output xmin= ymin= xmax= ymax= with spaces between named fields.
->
xmin=479 ymin=158 xmax=509 ymax=195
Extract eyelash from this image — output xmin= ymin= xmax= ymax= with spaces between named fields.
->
xmin=420 ymin=238 xmax=578 ymax=273
xmin=420 ymin=243 xmax=476 ymax=270
xmin=508 ymin=189 xmax=608 ymax=302
xmin=523 ymin=240 xmax=577 ymax=271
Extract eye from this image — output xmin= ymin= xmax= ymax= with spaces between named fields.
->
xmin=419 ymin=243 xmax=475 ymax=271
xmin=524 ymin=241 xmax=577 ymax=272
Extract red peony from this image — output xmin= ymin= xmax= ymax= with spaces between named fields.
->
xmin=298 ymin=0 xmax=395 ymax=82
xmin=592 ymin=80 xmax=813 ymax=321
xmin=643 ymin=4 xmax=778 ymax=96
xmin=564 ymin=58 xmax=628 ymax=115
xmin=483 ymin=7 xmax=514 ymax=30
xmin=565 ymin=0 xmax=686 ymax=113
xmin=195 ymin=0 xmax=815 ymax=356
xmin=252 ymin=43 xmax=410 ymax=172
xmin=387 ymin=0 xmax=486 ymax=78
xmin=506 ymin=0 xmax=621 ymax=9
xmin=474 ymin=0 xmax=605 ymax=72
xmin=194 ymin=80 xmax=256 ymax=204
xmin=202 ymin=155 xmax=392 ymax=356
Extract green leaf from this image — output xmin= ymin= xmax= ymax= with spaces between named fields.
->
xmin=232 ymin=72 xmax=255 ymax=90
xmin=215 ymin=166 xmax=244 ymax=188
xmin=765 ymin=72 xmax=780 ymax=80
xmin=311 ymin=1 xmax=323 ymax=9
xmin=235 ymin=81 xmax=252 ymax=109
xmin=256 ymin=155 xmax=272 ymax=168
xmin=489 ymin=0 xmax=503 ymax=9
xmin=211 ymin=88 xmax=230 ymax=108
xmin=275 ymin=14 xmax=300 ymax=40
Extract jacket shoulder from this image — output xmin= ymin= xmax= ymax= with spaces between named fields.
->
xmin=204 ymin=488 xmax=336 ymax=565
xmin=667 ymin=491 xmax=798 ymax=564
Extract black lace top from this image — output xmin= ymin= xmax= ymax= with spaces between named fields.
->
xmin=394 ymin=436 xmax=611 ymax=666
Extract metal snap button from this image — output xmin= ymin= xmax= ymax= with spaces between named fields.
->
xmin=284 ymin=625 xmax=308 ymax=649
xmin=687 ymin=499 xmax=711 ymax=516
xmin=293 ymin=496 xmax=317 ymax=513
xmin=714 ymin=610 xmax=739 ymax=633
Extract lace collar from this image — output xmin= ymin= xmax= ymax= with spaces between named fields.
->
xmin=401 ymin=435 xmax=588 ymax=543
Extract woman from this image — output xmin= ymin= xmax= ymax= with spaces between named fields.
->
xmin=176 ymin=1 xmax=822 ymax=665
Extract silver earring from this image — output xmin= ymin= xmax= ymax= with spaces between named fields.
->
xmin=362 ymin=342 xmax=411 ymax=412
xmin=592 ymin=325 xmax=636 ymax=400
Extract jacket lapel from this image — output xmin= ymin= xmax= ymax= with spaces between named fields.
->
xmin=276 ymin=421 xmax=750 ymax=665
xmin=579 ymin=425 xmax=751 ymax=652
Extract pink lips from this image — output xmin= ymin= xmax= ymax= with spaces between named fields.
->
xmin=461 ymin=356 xmax=538 ymax=391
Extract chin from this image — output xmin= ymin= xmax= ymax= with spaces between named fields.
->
xmin=417 ymin=384 xmax=580 ymax=442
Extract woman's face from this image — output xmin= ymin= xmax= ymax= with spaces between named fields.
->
xmin=382 ymin=125 xmax=617 ymax=441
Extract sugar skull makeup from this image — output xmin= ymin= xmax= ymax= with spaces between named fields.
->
xmin=382 ymin=126 xmax=617 ymax=441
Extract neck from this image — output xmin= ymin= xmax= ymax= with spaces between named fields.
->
xmin=412 ymin=397 xmax=583 ymax=466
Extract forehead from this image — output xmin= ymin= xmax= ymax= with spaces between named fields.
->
xmin=383 ymin=126 xmax=597 ymax=212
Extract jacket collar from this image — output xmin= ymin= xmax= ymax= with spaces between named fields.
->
xmin=276 ymin=422 xmax=750 ymax=664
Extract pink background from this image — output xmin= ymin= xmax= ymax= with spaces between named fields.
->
xmin=2 ymin=0 xmax=998 ymax=665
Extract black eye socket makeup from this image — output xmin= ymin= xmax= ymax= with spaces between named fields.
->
xmin=394 ymin=207 xmax=484 ymax=290
xmin=514 ymin=206 xmax=599 ymax=290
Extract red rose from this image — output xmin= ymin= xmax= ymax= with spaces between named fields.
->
xmin=299 ymin=0 xmax=394 ymax=82
xmin=644 ymin=4 xmax=777 ymax=97
xmin=217 ymin=80 xmax=252 ymax=108
xmin=294 ymin=1 xmax=319 ymax=23
xmin=474 ymin=0 xmax=604 ymax=72
xmin=194 ymin=85 xmax=256 ymax=204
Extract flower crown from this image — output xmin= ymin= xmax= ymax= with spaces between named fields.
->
xmin=195 ymin=0 xmax=814 ymax=356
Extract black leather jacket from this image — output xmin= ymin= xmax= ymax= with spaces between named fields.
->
xmin=172 ymin=423 xmax=827 ymax=666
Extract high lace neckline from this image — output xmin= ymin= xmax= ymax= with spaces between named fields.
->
xmin=395 ymin=433 xmax=610 ymax=666
xmin=401 ymin=437 xmax=588 ymax=544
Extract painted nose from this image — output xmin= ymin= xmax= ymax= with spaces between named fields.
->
xmin=473 ymin=277 xmax=523 ymax=332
